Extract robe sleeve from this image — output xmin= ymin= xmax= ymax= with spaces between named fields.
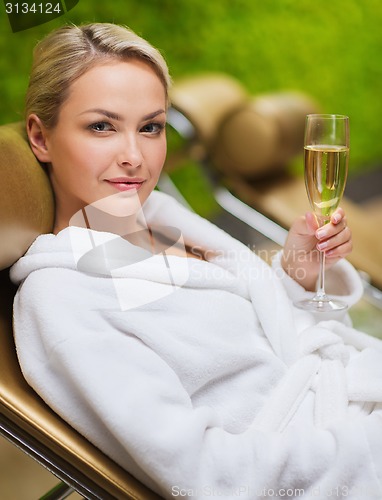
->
xmin=13 ymin=268 xmax=382 ymax=499
xmin=271 ymin=251 xmax=364 ymax=309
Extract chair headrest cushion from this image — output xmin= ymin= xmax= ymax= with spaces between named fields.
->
xmin=211 ymin=92 xmax=320 ymax=179
xmin=170 ymin=73 xmax=249 ymax=145
xmin=0 ymin=123 xmax=54 ymax=270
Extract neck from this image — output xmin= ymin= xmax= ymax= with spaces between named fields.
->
xmin=54 ymin=204 xmax=147 ymax=237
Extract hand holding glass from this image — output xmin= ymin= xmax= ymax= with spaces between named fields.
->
xmin=295 ymin=114 xmax=349 ymax=312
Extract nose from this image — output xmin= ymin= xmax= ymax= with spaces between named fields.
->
xmin=117 ymin=133 xmax=143 ymax=169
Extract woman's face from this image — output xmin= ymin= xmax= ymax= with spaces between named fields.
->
xmin=31 ymin=59 xmax=167 ymax=231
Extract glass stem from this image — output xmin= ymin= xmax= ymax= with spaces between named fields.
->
xmin=316 ymin=249 xmax=326 ymax=300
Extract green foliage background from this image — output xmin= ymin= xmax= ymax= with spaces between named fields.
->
xmin=1 ymin=0 xmax=382 ymax=174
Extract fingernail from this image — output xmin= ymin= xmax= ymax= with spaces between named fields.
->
xmin=317 ymin=241 xmax=328 ymax=250
xmin=316 ymin=229 xmax=326 ymax=240
xmin=332 ymin=214 xmax=341 ymax=224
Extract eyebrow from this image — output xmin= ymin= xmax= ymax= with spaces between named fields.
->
xmin=79 ymin=109 xmax=122 ymax=120
xmin=79 ymin=108 xmax=166 ymax=121
xmin=142 ymin=109 xmax=166 ymax=121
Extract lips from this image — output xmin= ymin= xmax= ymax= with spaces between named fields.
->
xmin=105 ymin=177 xmax=145 ymax=192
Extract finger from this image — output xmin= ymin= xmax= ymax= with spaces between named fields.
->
xmin=326 ymin=239 xmax=353 ymax=259
xmin=316 ymin=216 xmax=347 ymax=241
xmin=317 ymin=226 xmax=352 ymax=252
xmin=288 ymin=214 xmax=315 ymax=238
xmin=330 ymin=207 xmax=345 ymax=225
xmin=305 ymin=212 xmax=319 ymax=235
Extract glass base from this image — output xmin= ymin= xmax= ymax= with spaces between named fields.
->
xmin=294 ymin=295 xmax=348 ymax=312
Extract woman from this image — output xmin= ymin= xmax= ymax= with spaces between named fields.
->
xmin=11 ymin=23 xmax=382 ymax=499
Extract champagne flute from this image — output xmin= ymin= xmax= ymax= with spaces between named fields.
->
xmin=295 ymin=114 xmax=349 ymax=312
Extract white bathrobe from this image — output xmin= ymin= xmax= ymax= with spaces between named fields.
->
xmin=11 ymin=191 xmax=382 ymax=499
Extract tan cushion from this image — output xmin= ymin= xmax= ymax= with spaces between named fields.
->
xmin=0 ymin=122 xmax=54 ymax=270
xmin=211 ymin=93 xmax=320 ymax=178
xmin=170 ymin=73 xmax=249 ymax=146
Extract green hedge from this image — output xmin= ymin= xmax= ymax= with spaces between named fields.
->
xmin=1 ymin=0 xmax=381 ymax=173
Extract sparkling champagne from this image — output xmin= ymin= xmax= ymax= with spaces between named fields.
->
xmin=304 ymin=144 xmax=349 ymax=220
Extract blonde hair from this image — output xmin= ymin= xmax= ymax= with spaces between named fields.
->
xmin=25 ymin=23 xmax=171 ymax=128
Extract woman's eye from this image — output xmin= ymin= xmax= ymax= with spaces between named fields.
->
xmin=89 ymin=122 xmax=114 ymax=133
xmin=141 ymin=122 xmax=165 ymax=134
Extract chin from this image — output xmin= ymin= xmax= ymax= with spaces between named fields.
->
xmin=88 ymin=191 xmax=144 ymax=217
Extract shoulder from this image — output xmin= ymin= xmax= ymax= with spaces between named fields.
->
xmin=16 ymin=265 xmax=115 ymax=308
xmin=10 ymin=230 xmax=76 ymax=285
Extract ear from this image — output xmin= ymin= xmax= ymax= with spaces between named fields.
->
xmin=27 ymin=114 xmax=52 ymax=163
